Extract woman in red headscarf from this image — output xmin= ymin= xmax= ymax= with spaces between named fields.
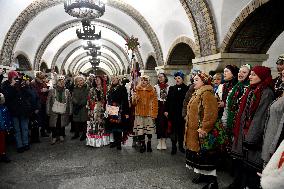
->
xmin=230 ymin=66 xmax=274 ymax=189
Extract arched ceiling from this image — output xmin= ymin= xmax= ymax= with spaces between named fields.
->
xmin=1 ymin=0 xmax=283 ymax=75
xmin=0 ymin=0 xmax=197 ymax=75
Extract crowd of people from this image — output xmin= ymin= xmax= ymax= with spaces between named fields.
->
xmin=0 ymin=56 xmax=284 ymax=189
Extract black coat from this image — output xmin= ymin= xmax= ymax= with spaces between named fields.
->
xmin=106 ymin=84 xmax=130 ymax=132
xmin=165 ymin=83 xmax=188 ymax=122
xmin=2 ymin=81 xmax=33 ymax=117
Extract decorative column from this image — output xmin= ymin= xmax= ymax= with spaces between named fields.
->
xmin=192 ymin=53 xmax=269 ymax=73
xmin=155 ymin=65 xmax=191 ymax=86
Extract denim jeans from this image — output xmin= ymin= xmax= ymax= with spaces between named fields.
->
xmin=13 ymin=116 xmax=29 ymax=149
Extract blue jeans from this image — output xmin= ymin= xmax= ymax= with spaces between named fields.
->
xmin=13 ymin=116 xmax=29 ymax=149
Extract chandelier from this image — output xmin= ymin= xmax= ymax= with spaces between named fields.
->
xmin=76 ymin=19 xmax=101 ymax=40
xmin=64 ymin=0 xmax=106 ymax=19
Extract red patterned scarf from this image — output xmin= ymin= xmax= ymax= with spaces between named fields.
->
xmin=233 ymin=77 xmax=272 ymax=144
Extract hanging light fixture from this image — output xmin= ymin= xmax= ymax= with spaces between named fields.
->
xmin=64 ymin=0 xmax=106 ymax=19
xmin=76 ymin=19 xmax=101 ymax=40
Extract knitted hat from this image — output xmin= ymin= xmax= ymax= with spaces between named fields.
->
xmin=174 ymin=71 xmax=184 ymax=80
xmin=225 ymin=65 xmax=239 ymax=78
xmin=197 ymin=72 xmax=212 ymax=85
xmin=252 ymin=66 xmax=271 ymax=81
xmin=8 ymin=70 xmax=19 ymax=81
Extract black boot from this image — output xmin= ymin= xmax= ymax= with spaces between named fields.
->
xmin=192 ymin=174 xmax=209 ymax=184
xmin=140 ymin=142 xmax=146 ymax=153
xmin=80 ymin=133 xmax=86 ymax=141
xmin=116 ymin=142 xmax=122 ymax=150
xmin=171 ymin=143 xmax=177 ymax=155
xmin=110 ymin=142 xmax=117 ymax=148
xmin=146 ymin=141 xmax=152 ymax=152
xmin=71 ymin=133 xmax=79 ymax=140
xmin=179 ymin=145 xmax=185 ymax=153
xmin=202 ymin=176 xmax=218 ymax=189
xmin=0 ymin=154 xmax=11 ymax=163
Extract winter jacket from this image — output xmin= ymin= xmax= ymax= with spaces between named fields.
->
xmin=46 ymin=88 xmax=72 ymax=128
xmin=2 ymin=80 xmax=33 ymax=117
xmin=231 ymin=88 xmax=274 ymax=170
xmin=184 ymin=85 xmax=218 ymax=152
xmin=72 ymin=85 xmax=89 ymax=122
xmin=262 ymin=95 xmax=284 ymax=164
xmin=132 ymin=84 xmax=158 ymax=118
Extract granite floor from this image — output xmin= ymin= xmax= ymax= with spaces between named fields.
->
xmin=0 ymin=126 xmax=233 ymax=189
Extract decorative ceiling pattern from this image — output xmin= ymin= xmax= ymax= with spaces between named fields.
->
xmin=34 ymin=19 xmax=137 ymax=71
xmin=179 ymin=0 xmax=217 ymax=57
xmin=0 ymin=0 xmax=163 ymax=69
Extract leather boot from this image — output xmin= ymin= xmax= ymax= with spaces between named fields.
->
xmin=147 ymin=141 xmax=152 ymax=152
xmin=171 ymin=143 xmax=177 ymax=155
xmin=202 ymin=176 xmax=219 ymax=189
xmin=140 ymin=142 xmax=146 ymax=153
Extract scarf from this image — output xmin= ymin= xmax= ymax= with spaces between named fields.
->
xmin=233 ymin=77 xmax=272 ymax=144
xmin=226 ymin=80 xmax=250 ymax=131
xmin=158 ymin=82 xmax=168 ymax=101
xmin=222 ymin=78 xmax=238 ymax=103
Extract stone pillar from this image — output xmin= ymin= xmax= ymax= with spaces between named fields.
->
xmin=155 ymin=65 xmax=191 ymax=86
xmin=140 ymin=69 xmax=158 ymax=86
xmin=192 ymin=53 xmax=269 ymax=73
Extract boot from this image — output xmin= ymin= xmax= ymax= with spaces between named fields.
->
xmin=161 ymin=138 xmax=167 ymax=150
xmin=171 ymin=143 xmax=177 ymax=155
xmin=51 ymin=138 xmax=57 ymax=145
xmin=80 ymin=133 xmax=86 ymax=141
xmin=0 ymin=154 xmax=11 ymax=163
xmin=59 ymin=136 xmax=64 ymax=142
xmin=140 ymin=142 xmax=146 ymax=153
xmin=147 ymin=141 xmax=152 ymax=152
xmin=110 ymin=142 xmax=117 ymax=148
xmin=202 ymin=176 xmax=219 ymax=189
xmin=192 ymin=174 xmax=209 ymax=184
xmin=157 ymin=139 xmax=162 ymax=150
xmin=179 ymin=144 xmax=185 ymax=153
xmin=116 ymin=142 xmax=122 ymax=150
xmin=71 ymin=133 xmax=79 ymax=140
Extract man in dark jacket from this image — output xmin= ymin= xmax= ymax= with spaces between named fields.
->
xmin=2 ymin=71 xmax=33 ymax=153
xmin=164 ymin=71 xmax=188 ymax=155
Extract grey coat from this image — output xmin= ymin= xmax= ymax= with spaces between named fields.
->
xmin=231 ymin=88 xmax=274 ymax=170
xmin=46 ymin=88 xmax=72 ymax=128
xmin=262 ymin=95 xmax=284 ymax=164
xmin=72 ymin=85 xmax=89 ymax=122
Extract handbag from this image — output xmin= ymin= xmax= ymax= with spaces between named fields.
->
xmin=52 ymin=90 xmax=67 ymax=114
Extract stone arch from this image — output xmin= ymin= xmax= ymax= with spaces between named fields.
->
xmin=145 ymin=54 xmax=157 ymax=70
xmin=220 ymin=0 xmax=284 ymax=54
xmin=75 ymin=59 xmax=114 ymax=75
xmin=179 ymin=0 xmax=218 ymax=57
xmin=54 ymin=66 xmax=59 ymax=74
xmin=15 ymin=53 xmax=32 ymax=70
xmin=84 ymin=67 xmax=111 ymax=78
xmin=165 ymin=36 xmax=197 ymax=65
xmin=70 ymin=53 xmax=117 ymax=75
xmin=67 ymin=49 xmax=119 ymax=75
xmin=51 ymin=39 xmax=77 ymax=69
xmin=34 ymin=19 xmax=140 ymax=70
xmin=58 ymin=38 xmax=128 ymax=73
xmin=40 ymin=61 xmax=48 ymax=72
xmin=166 ymin=42 xmax=195 ymax=67
xmin=0 ymin=0 xmax=162 ymax=67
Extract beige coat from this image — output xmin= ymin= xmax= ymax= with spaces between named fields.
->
xmin=184 ymin=85 xmax=218 ymax=152
xmin=46 ymin=88 xmax=72 ymax=127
